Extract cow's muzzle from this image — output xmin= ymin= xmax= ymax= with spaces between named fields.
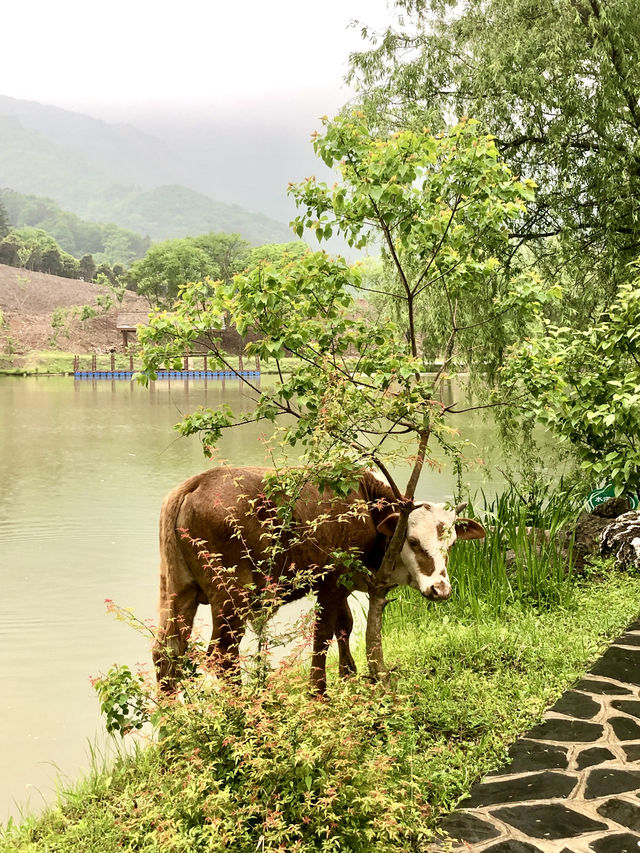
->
xmin=424 ymin=581 xmax=451 ymax=601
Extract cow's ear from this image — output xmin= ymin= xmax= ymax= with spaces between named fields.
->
xmin=377 ymin=512 xmax=400 ymax=537
xmin=455 ymin=518 xmax=486 ymax=540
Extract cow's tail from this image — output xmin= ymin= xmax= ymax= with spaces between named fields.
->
xmin=153 ymin=482 xmax=195 ymax=690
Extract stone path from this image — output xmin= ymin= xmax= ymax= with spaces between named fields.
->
xmin=439 ymin=619 xmax=640 ymax=852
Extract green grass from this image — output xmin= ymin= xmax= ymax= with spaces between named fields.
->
xmin=3 ymin=560 xmax=640 ymax=852
xmin=0 ymin=350 xmax=295 ymax=376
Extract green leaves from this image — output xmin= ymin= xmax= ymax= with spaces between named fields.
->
xmin=349 ymin=0 xmax=640 ymax=321
xmin=506 ymin=273 xmax=640 ymax=495
xmin=93 ymin=665 xmax=149 ymax=736
xmin=138 ymin=110 xmax=539 ymax=506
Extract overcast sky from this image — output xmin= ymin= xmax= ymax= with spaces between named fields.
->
xmin=1 ymin=1 xmax=397 ymax=226
xmin=2 ymin=0 xmax=392 ymax=121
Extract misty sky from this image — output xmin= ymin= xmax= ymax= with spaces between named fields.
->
xmin=2 ymin=1 xmax=397 ymax=225
xmin=4 ymin=0 xmax=390 ymax=117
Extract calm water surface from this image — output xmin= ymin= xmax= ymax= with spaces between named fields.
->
xmin=0 ymin=375 xmax=503 ymax=821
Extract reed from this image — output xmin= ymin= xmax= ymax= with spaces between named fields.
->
xmin=386 ymin=480 xmax=582 ymax=627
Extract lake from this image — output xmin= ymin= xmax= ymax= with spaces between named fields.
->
xmin=0 ymin=374 xmax=504 ymax=822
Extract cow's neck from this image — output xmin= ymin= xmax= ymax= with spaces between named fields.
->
xmin=358 ymin=472 xmax=402 ymax=528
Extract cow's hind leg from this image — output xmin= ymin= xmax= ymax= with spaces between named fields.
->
xmin=335 ymin=596 xmax=357 ymax=679
xmin=153 ymin=581 xmax=200 ymax=691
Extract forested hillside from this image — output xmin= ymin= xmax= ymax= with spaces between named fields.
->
xmin=1 ymin=190 xmax=150 ymax=265
xmin=94 ymin=185 xmax=291 ymax=244
xmin=0 ymin=97 xmax=292 ymax=245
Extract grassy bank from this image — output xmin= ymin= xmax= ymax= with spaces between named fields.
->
xmin=2 ymin=556 xmax=639 ymax=852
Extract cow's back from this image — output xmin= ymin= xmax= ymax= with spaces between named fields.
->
xmin=167 ymin=466 xmax=380 ymax=599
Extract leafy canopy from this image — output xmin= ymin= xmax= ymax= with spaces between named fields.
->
xmin=127 ymin=239 xmax=218 ymax=305
xmin=349 ymin=0 xmax=640 ymax=318
xmin=139 ymin=111 xmax=541 ymax=682
xmin=140 ymin=114 xmax=540 ymax=495
xmin=504 ymin=269 xmax=640 ymax=496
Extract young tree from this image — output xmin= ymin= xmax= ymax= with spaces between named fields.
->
xmin=139 ymin=113 xmax=543 ymax=684
xmin=188 ymin=232 xmax=251 ymax=283
xmin=127 ymin=239 xmax=217 ymax=305
xmin=349 ymin=0 xmax=640 ymax=320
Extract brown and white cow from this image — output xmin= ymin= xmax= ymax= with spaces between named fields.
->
xmin=153 ymin=466 xmax=485 ymax=693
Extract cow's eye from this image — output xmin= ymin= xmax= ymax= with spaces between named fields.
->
xmin=407 ymin=536 xmax=420 ymax=548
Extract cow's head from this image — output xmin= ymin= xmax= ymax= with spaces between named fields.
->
xmin=377 ymin=503 xmax=485 ymax=600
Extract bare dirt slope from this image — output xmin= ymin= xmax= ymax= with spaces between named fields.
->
xmin=0 ymin=263 xmax=149 ymax=353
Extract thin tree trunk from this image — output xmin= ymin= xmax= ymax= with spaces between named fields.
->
xmin=365 ymin=509 xmax=410 ymax=682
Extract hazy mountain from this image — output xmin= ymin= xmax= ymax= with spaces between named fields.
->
xmin=0 ymin=114 xmax=112 ymax=210
xmin=0 ymin=95 xmax=190 ymax=189
xmin=90 ymin=185 xmax=292 ymax=245
xmin=0 ymin=96 xmax=293 ymax=246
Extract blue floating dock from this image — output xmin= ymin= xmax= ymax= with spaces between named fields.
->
xmin=74 ymin=370 xmax=260 ymax=380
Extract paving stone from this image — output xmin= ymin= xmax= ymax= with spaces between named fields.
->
xmin=576 ymin=747 xmax=617 ymax=769
xmin=615 ymin=634 xmax=640 ymax=647
xmin=610 ymin=716 xmax=640 ymax=741
xmin=526 ymin=717 xmax=604 ymax=742
xmin=596 ymin=798 xmax=640 ymax=831
xmin=574 ymin=678 xmax=633 ymax=695
xmin=483 ymin=842 xmax=544 ymax=852
xmin=589 ymin=832 xmax=640 ymax=852
xmin=462 ymin=771 xmax=577 ymax=808
xmin=551 ymin=690 xmax=601 ymax=719
xmin=491 ymin=740 xmax=569 ymax=774
xmin=612 ymin=701 xmax=640 ymax=719
xmin=590 ymin=646 xmax=640 ymax=687
xmin=623 ymin=745 xmax=640 ymax=762
xmin=439 ymin=811 xmax=501 ymax=844
xmin=585 ymin=768 xmax=640 ymax=799
xmin=491 ymin=803 xmax=607 ymax=839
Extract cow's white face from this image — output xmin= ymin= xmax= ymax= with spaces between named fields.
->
xmin=379 ymin=504 xmax=485 ymax=600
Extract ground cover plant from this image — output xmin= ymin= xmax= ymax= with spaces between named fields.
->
xmin=3 ymin=478 xmax=640 ymax=852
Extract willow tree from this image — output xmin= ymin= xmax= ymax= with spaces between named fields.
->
xmin=349 ymin=0 xmax=640 ymax=321
xmin=139 ymin=113 xmax=544 ymax=684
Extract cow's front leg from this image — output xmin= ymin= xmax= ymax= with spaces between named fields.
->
xmin=335 ymin=596 xmax=357 ymax=678
xmin=208 ymin=592 xmax=247 ymax=682
xmin=310 ymin=590 xmax=339 ymax=695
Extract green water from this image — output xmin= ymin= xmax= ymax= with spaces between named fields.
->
xmin=0 ymin=375 xmax=505 ymax=821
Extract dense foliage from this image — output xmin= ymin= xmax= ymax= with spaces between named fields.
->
xmin=127 ymin=233 xmax=256 ymax=303
xmin=505 ymin=270 xmax=640 ymax=497
xmin=349 ymin=0 xmax=640 ymax=320
xmin=0 ymin=228 xmax=85 ymax=278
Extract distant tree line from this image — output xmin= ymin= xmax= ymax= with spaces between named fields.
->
xmin=0 ymin=189 xmax=150 ymax=266
xmin=0 ymin=193 xmax=308 ymax=306
xmin=127 ymin=234 xmax=307 ymax=305
xmin=0 ymin=223 xmax=125 ymax=285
